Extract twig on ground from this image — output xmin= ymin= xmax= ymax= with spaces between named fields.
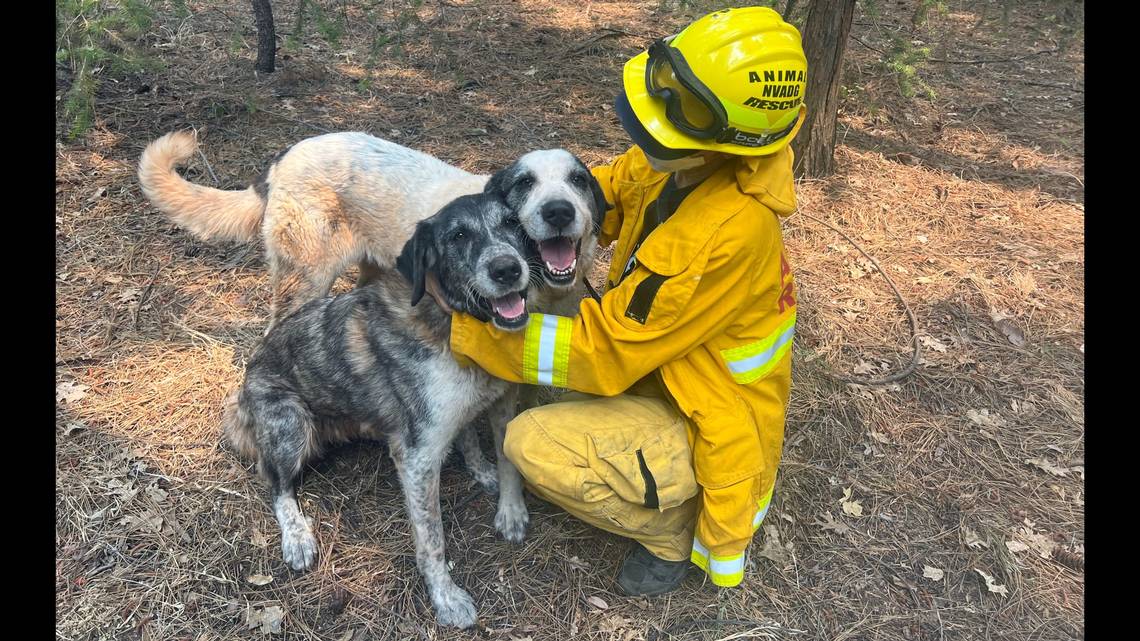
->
xmin=793 ymin=210 xmax=922 ymax=386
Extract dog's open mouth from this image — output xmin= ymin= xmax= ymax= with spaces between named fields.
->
xmin=538 ymin=236 xmax=581 ymax=285
xmin=487 ymin=291 xmax=529 ymax=330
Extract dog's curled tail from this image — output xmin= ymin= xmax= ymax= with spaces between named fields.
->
xmin=138 ymin=131 xmax=264 ymax=242
xmin=221 ymin=388 xmax=259 ymax=461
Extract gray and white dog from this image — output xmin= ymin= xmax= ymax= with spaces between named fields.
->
xmin=223 ymin=193 xmax=531 ymax=628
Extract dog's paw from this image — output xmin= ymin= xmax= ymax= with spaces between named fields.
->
xmin=494 ymin=501 xmax=530 ymax=544
xmin=432 ymin=584 xmax=478 ymax=629
xmin=281 ymin=523 xmax=318 ymax=571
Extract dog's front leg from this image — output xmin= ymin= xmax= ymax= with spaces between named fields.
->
xmin=391 ymin=442 xmax=477 ymax=629
xmin=489 ymin=386 xmax=529 ymax=543
xmin=455 ymin=423 xmax=499 ymax=494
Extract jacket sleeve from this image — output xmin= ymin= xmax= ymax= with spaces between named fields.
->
xmin=590 ymin=149 xmax=635 ymax=248
xmin=450 ymin=218 xmax=763 ymax=396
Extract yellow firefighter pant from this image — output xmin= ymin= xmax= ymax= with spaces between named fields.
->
xmin=502 ymin=380 xmax=700 ymax=562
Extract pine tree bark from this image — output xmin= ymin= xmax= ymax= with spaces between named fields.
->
xmin=791 ymin=0 xmax=856 ymax=177
xmin=251 ymin=0 xmax=276 ymax=73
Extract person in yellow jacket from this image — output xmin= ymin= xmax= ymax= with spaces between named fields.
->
xmin=449 ymin=6 xmax=806 ymax=595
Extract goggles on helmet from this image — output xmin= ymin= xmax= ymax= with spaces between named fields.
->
xmin=644 ymin=38 xmax=797 ymax=148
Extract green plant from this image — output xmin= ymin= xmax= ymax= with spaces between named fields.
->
xmin=881 ymin=35 xmax=936 ymax=100
xmin=56 ymin=0 xmax=157 ymax=138
xmin=310 ymin=1 xmax=344 ymax=46
xmin=911 ymin=0 xmax=947 ymax=27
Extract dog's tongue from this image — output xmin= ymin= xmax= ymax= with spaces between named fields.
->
xmin=539 ymin=238 xmax=576 ymax=271
xmin=491 ymin=293 xmax=526 ymax=320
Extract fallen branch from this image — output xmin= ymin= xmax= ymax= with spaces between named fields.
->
xmin=794 ymin=210 xmax=922 ymax=386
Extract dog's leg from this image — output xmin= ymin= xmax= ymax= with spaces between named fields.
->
xmin=455 ymin=422 xmax=498 ymax=494
xmin=254 ymin=399 xmax=320 ymax=571
xmin=390 ymin=434 xmax=477 ymax=628
xmin=266 ymin=257 xmax=343 ymax=333
xmin=489 ymin=386 xmax=529 ymax=543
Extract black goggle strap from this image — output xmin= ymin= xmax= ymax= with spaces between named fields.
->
xmin=644 ymin=40 xmax=728 ymax=140
xmin=714 ymin=117 xmax=799 ymax=147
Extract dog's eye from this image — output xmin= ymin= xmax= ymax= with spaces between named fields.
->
xmin=516 ymin=176 xmax=534 ymax=189
xmin=571 ymin=173 xmax=587 ymax=187
xmin=451 ymin=229 xmax=467 ymax=241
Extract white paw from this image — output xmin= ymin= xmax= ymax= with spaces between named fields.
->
xmin=494 ymin=501 xmax=530 ymax=543
xmin=281 ymin=523 xmax=317 ymax=571
xmin=432 ymin=584 xmax=477 ymax=628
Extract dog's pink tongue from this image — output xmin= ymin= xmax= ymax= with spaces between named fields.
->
xmin=492 ymin=293 xmax=526 ymax=320
xmin=539 ymin=238 xmax=576 ymax=271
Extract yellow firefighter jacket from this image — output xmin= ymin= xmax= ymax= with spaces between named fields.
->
xmin=450 ymin=144 xmax=798 ymax=587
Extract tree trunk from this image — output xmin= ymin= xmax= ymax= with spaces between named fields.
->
xmin=251 ymin=0 xmax=276 ymax=73
xmin=791 ymin=0 xmax=856 ymax=178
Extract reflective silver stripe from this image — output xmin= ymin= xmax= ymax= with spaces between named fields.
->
xmin=752 ymin=502 xmax=771 ymax=529
xmin=726 ymin=325 xmax=795 ymax=374
xmin=708 ymin=553 xmax=745 ymax=577
xmin=536 ymin=314 xmax=560 ymax=385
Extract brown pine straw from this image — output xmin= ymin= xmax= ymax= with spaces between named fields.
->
xmin=794 ymin=209 xmax=922 ymax=386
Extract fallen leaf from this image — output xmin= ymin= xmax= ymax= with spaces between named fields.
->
xmin=566 ymin=555 xmax=590 ymax=571
xmin=974 ymin=568 xmax=1008 ymax=596
xmin=118 ymin=287 xmax=141 ymax=304
xmin=849 ymin=266 xmax=865 ymax=279
xmin=916 ymin=234 xmax=929 ymax=244
xmin=523 ymin=67 xmax=537 ymax=76
xmin=840 ymin=487 xmax=863 ymax=517
xmin=757 ymin=523 xmax=793 ymax=564
xmin=966 ymin=409 xmax=1007 ymax=428
xmin=87 ymin=186 xmax=107 ymax=202
xmin=853 ymin=361 xmax=876 ymax=375
xmin=62 ymin=421 xmax=87 ymax=436
xmin=989 ymin=311 xmax=1026 ymax=347
xmin=585 ymin=596 xmax=609 ymax=611
xmin=247 ymin=574 xmax=275 ymax=586
xmin=923 ymin=566 xmax=944 ymax=581
xmin=868 ymin=431 xmax=890 ymax=444
xmin=247 ymin=604 xmax=285 ymax=634
xmin=919 ymin=336 xmax=949 ymax=353
xmin=145 ymin=483 xmax=168 ymax=503
xmin=914 ymin=276 xmax=937 ymax=284
xmin=963 ymin=527 xmax=988 ymax=549
xmin=1013 ymin=526 xmax=1057 ymax=559
xmin=814 ymin=511 xmax=851 ymax=536
xmin=1025 ymin=458 xmax=1070 ymax=477
xmin=892 ymin=265 xmax=909 ymax=273
xmin=1005 ymin=540 xmax=1030 ymax=553
xmin=103 ymin=274 xmax=123 ymax=284
xmin=57 ymin=381 xmax=89 ymax=404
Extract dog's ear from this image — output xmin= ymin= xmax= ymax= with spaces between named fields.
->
xmin=587 ymin=172 xmax=613 ymax=233
xmin=396 ymin=220 xmax=436 ymax=306
xmin=483 ymin=163 xmax=514 ymax=199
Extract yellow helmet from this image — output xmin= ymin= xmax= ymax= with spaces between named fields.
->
xmin=617 ymin=6 xmax=808 ymax=158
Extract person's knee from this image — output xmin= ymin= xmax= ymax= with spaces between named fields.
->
xmin=503 ymin=409 xmax=542 ymax=471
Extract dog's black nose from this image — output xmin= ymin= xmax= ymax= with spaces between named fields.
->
xmin=488 ymin=256 xmax=522 ymax=285
xmin=541 ymin=200 xmax=575 ymax=230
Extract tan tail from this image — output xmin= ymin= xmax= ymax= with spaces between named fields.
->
xmin=138 ymin=131 xmax=264 ymax=242
xmin=221 ymin=388 xmax=259 ymax=461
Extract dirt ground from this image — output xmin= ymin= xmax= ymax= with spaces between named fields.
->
xmin=55 ymin=1 xmax=1084 ymax=639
